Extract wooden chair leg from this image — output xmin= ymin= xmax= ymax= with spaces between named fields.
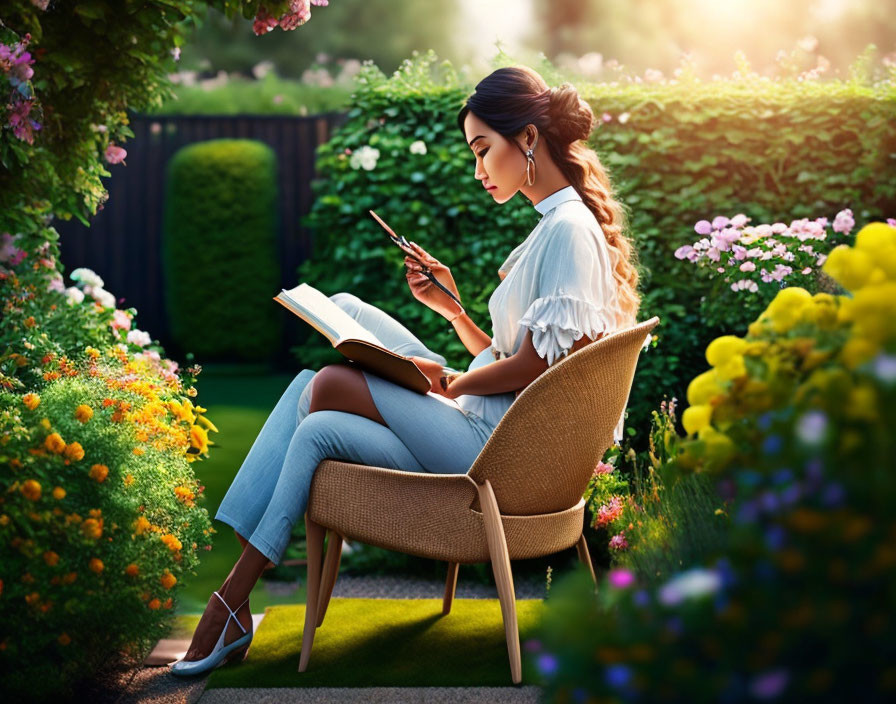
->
xmin=443 ymin=562 xmax=459 ymax=615
xmin=476 ymin=479 xmax=521 ymax=685
xmin=298 ymin=512 xmax=325 ymax=672
xmin=576 ymin=533 xmax=598 ymax=593
xmin=316 ymin=529 xmax=343 ymax=627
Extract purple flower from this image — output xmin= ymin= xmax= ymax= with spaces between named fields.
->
xmin=674 ymin=244 xmax=695 ymax=259
xmin=536 ymin=653 xmax=558 ymax=676
xmin=750 ymin=669 xmax=790 ymax=699
xmin=888 ymin=218 xmax=896 ymax=228
xmin=523 ymin=638 xmax=542 ymax=652
xmin=694 ymin=220 xmax=712 ymax=235
xmin=605 ymin=664 xmax=633 ymax=688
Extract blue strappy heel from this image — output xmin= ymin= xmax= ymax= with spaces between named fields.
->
xmin=170 ymin=591 xmax=253 ymax=677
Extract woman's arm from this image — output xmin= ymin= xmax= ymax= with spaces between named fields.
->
xmin=444 ymin=328 xmax=601 ymax=399
xmin=448 ymin=311 xmax=493 ymax=357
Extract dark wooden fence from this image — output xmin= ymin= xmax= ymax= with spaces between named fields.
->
xmin=55 ymin=111 xmax=349 ymax=368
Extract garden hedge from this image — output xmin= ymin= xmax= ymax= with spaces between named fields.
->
xmin=163 ymin=138 xmax=282 ymax=362
xmin=297 ymin=50 xmax=896 ymax=445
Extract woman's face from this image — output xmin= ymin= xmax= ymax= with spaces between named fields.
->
xmin=463 ymin=112 xmax=527 ymax=205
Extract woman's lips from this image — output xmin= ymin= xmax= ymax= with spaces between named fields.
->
xmin=485 ymin=185 xmax=497 ymax=191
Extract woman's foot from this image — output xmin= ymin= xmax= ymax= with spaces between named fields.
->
xmin=182 ymin=592 xmax=253 ymax=662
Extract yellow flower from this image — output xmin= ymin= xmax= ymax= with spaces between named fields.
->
xmin=697 ymin=426 xmax=736 ymax=470
xmin=74 ymin=404 xmax=94 ymax=423
xmin=134 ymin=516 xmax=151 ymax=536
xmin=682 ymin=404 xmax=713 ymax=435
xmin=22 ymin=393 xmax=40 ymax=410
xmin=43 ymin=551 xmax=59 ymax=566
xmin=52 ymin=486 xmax=66 ymax=500
xmin=839 ymin=338 xmax=878 ymax=370
xmin=160 ymin=570 xmax=177 ymax=590
xmin=841 ymin=281 xmax=896 ymax=345
xmin=764 ymin=287 xmax=813 ymax=333
xmin=132 ymin=447 xmax=145 ymax=456
xmin=705 ymin=335 xmax=747 ymax=367
xmin=89 ymin=558 xmax=104 ymax=574
xmin=190 ymin=425 xmax=209 ymax=455
xmin=167 ymin=400 xmax=195 ymax=424
xmin=125 ymin=563 xmax=139 ymax=577
xmin=88 ymin=464 xmax=109 ymax=483
xmin=853 ymin=222 xmax=896 ymax=280
xmin=40 ymin=417 xmax=51 ymax=430
xmin=21 ymin=480 xmax=41 ymax=501
xmin=823 ymin=245 xmax=874 ymax=292
xmin=123 ymin=474 xmax=135 ymax=487
xmin=63 ymin=442 xmax=85 ymax=462
xmin=44 ymin=432 xmax=65 ymax=454
xmin=0 ymin=514 xmax=8 ymax=526
xmin=58 ymin=633 xmax=71 ymax=646
xmin=196 ymin=414 xmax=219 ymax=433
xmin=686 ymin=369 xmax=724 ymax=406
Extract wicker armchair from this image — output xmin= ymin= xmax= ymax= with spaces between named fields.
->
xmin=298 ymin=316 xmax=659 ymax=684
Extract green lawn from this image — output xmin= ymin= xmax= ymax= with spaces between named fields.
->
xmin=178 ymin=367 xmax=307 ymax=614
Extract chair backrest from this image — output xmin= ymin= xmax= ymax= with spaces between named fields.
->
xmin=467 ymin=316 xmax=660 ymax=515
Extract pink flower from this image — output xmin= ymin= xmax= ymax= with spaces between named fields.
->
xmin=739 ymin=261 xmax=756 ymax=272
xmin=609 ymin=532 xmax=629 ymax=551
xmin=694 ymin=220 xmax=712 ymax=235
xmin=594 ymin=496 xmax=624 ymax=528
xmin=592 ymin=461 xmax=615 ymax=476
xmin=887 ymin=218 xmax=896 ymax=228
xmin=111 ymin=308 xmax=133 ymax=332
xmin=608 ymin=568 xmax=635 ymax=588
xmin=105 ymin=144 xmax=127 ymax=165
xmin=832 ymin=208 xmax=855 ymax=235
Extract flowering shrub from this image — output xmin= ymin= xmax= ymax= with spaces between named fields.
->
xmin=2 ymin=246 xmax=218 ymax=698
xmin=673 ymin=209 xmax=863 ymax=332
xmin=531 ymin=221 xmax=896 ymax=702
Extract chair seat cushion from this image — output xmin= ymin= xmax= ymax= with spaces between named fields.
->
xmin=307 ymin=460 xmax=586 ymax=563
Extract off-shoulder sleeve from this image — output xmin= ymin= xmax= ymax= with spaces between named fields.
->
xmin=517 ymin=219 xmax=618 ymax=366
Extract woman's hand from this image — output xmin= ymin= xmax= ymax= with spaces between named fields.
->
xmin=403 ymin=242 xmax=464 ymax=321
xmin=408 ymin=355 xmax=450 ymax=396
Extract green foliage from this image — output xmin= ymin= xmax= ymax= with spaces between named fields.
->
xmin=163 ymin=138 xmax=281 ymax=362
xmin=532 ymin=223 xmax=896 ymax=701
xmin=296 ymin=50 xmax=896 ymax=443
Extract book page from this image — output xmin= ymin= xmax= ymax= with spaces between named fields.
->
xmin=278 ymin=283 xmax=385 ymax=348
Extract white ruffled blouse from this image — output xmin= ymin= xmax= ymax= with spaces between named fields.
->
xmin=452 ymin=185 xmax=649 ymax=445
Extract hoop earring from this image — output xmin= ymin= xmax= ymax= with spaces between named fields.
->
xmin=525 ymin=152 xmax=536 ymax=186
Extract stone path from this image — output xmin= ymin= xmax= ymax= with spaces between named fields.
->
xmin=104 ymin=573 xmax=549 ymax=704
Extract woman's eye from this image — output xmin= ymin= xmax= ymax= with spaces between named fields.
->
xmin=477 ymin=148 xmax=489 ymax=158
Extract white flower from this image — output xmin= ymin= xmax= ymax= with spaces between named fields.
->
xmin=70 ymin=267 xmax=104 ymax=289
xmin=65 ymin=286 xmax=85 ymax=305
xmin=90 ymin=286 xmax=116 ymax=309
xmin=796 ymin=410 xmax=828 ymax=445
xmin=127 ymin=329 xmax=152 ymax=347
xmin=617 ymin=112 xmax=631 ymax=124
xmin=409 ymin=140 xmax=427 ymax=155
xmin=658 ymin=568 xmax=722 ymax=606
xmin=871 ymin=353 xmax=896 ymax=384
xmin=349 ymin=145 xmax=380 ymax=171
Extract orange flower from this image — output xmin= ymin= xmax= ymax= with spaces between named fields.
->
xmin=74 ymin=404 xmax=93 ymax=423
xmin=61 ymin=572 xmax=77 ymax=585
xmin=81 ymin=517 xmax=103 ymax=540
xmin=22 ymin=393 xmax=40 ymax=410
xmin=102 ymin=398 xmax=115 ymax=408
xmin=125 ymin=563 xmax=139 ymax=577
xmin=63 ymin=442 xmax=85 ymax=462
xmin=24 ymin=315 xmax=36 ymax=328
xmin=160 ymin=570 xmax=177 ymax=590
xmin=85 ymin=347 xmax=100 ymax=359
xmin=160 ymin=534 xmax=182 ymax=552
xmin=132 ymin=447 xmax=145 ymax=456
xmin=58 ymin=633 xmax=71 ymax=646
xmin=133 ymin=516 xmax=151 ymax=536
xmin=148 ymin=598 xmax=161 ymax=610
xmin=88 ymin=464 xmax=109 ymax=483
xmin=52 ymin=486 xmax=66 ymax=500
xmin=163 ymin=597 xmax=173 ymax=609
xmin=123 ymin=474 xmax=135 ymax=487
xmin=43 ymin=551 xmax=59 ymax=567
xmin=21 ymin=480 xmax=41 ymax=501
xmin=25 ymin=592 xmax=40 ymax=605
xmin=88 ymin=558 xmax=104 ymax=574
xmin=44 ymin=433 xmax=65 ymax=454
xmin=0 ymin=514 xmax=9 ymax=526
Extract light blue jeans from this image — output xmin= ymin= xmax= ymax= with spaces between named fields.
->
xmin=215 ymin=292 xmax=498 ymax=564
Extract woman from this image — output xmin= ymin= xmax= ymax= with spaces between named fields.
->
xmin=171 ymin=65 xmax=642 ymax=676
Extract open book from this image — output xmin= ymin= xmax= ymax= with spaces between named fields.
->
xmin=275 ymin=283 xmax=460 ymax=404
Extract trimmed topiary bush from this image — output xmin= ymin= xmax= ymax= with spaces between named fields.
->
xmin=163 ymin=138 xmax=281 ymax=362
